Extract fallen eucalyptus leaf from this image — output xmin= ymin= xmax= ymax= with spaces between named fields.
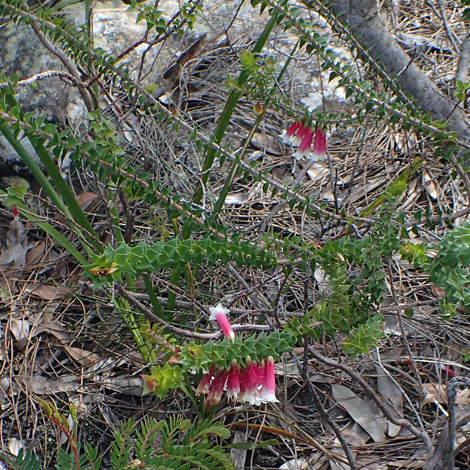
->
xmin=9 ymin=319 xmax=30 ymax=343
xmin=332 ymin=384 xmax=386 ymax=442
xmin=422 ymin=383 xmax=470 ymax=406
xmin=376 ymin=366 xmax=403 ymax=437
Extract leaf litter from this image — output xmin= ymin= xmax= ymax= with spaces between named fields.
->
xmin=1 ymin=1 xmax=470 ymax=469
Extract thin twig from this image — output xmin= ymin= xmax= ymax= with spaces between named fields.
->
xmin=46 ymin=415 xmax=81 ymax=470
xmin=29 ymin=21 xmax=94 ymax=112
xmin=446 ymin=377 xmax=470 ymax=470
xmin=0 ymin=70 xmax=87 ymax=88
xmin=387 ymin=260 xmax=426 ymax=397
xmin=116 ymin=284 xmax=271 ymax=339
xmin=435 ymin=0 xmax=459 ymax=53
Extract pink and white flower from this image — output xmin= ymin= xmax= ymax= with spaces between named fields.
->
xmin=195 ymin=307 xmax=280 ymax=407
xmin=206 ymin=369 xmax=229 ymax=407
xmin=195 ymin=365 xmax=217 ymax=396
xmin=310 ymin=128 xmax=327 ymax=161
xmin=209 ymin=303 xmax=235 ymax=341
xmin=259 ymin=357 xmax=278 ymax=403
xmin=279 ymin=120 xmax=302 ymax=144
xmin=293 ymin=126 xmax=315 ymax=161
xmin=291 ymin=122 xmax=309 ymax=146
xmin=238 ymin=360 xmax=261 ymax=405
xmin=195 ymin=358 xmax=279 ymax=407
xmin=226 ymin=363 xmax=241 ymax=400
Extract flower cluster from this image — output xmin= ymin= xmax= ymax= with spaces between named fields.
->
xmin=196 ymin=357 xmax=278 ymax=407
xmin=280 ymin=120 xmax=327 ymax=161
xmin=196 ymin=304 xmax=278 ymax=407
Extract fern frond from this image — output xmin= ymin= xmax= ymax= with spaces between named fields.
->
xmin=56 ymin=448 xmax=75 ymax=470
xmin=0 ymin=449 xmax=42 ymax=470
xmin=187 ymin=420 xmax=231 ymax=443
xmin=84 ymin=443 xmax=102 ymax=470
xmin=134 ymin=416 xmax=166 ymax=461
xmin=111 ymin=418 xmax=136 ymax=470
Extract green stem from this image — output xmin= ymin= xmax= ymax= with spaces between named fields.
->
xmin=115 ymin=296 xmax=156 ymax=363
xmin=206 ymin=38 xmax=299 ymax=225
xmin=107 ymin=201 xmax=156 ymax=362
xmin=143 ymin=275 xmax=167 ymax=321
xmin=166 ymin=264 xmax=182 ymax=312
xmin=188 ymin=2 xmax=286 ymax=215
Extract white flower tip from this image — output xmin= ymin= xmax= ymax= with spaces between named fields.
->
xmin=293 ymin=151 xmax=308 ymax=161
xmin=227 ymin=391 xmax=239 ymax=400
xmin=263 ymin=393 xmax=279 ymax=403
xmin=209 ymin=303 xmax=230 ymax=321
xmin=309 ymin=153 xmax=326 ymax=162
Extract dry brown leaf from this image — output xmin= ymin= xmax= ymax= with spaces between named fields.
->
xmin=100 ymin=376 xmax=143 ymax=395
xmin=251 ymin=132 xmax=284 ymax=155
xmin=225 ymin=192 xmax=250 ymax=205
xmin=34 ymin=318 xmax=102 ymax=367
xmin=376 ymin=368 xmax=403 ymax=437
xmin=0 ymin=212 xmax=32 ymax=267
xmin=422 ymin=383 xmax=470 ymax=406
xmin=89 ymin=265 xmax=119 ymax=276
xmin=25 ymin=241 xmax=47 ymax=265
xmin=0 ymin=242 xmax=31 ymax=267
xmin=6 ymin=212 xmax=26 ymax=248
xmin=431 ymin=285 xmax=446 ymax=298
xmin=346 ymin=175 xmax=387 ymax=204
xmin=9 ymin=319 xmax=30 ymax=342
xmin=24 ymin=375 xmax=81 ymax=395
xmin=307 ymin=161 xmax=329 ymax=182
xmin=332 ymin=384 xmax=386 ymax=442
xmin=8 ymin=438 xmax=25 ymax=457
xmin=28 ymin=284 xmax=74 ymax=301
xmin=75 ymin=191 xmax=99 ymax=209
xmin=33 ymin=318 xmax=69 ymax=342
xmin=64 ymin=346 xmax=102 ymax=368
xmin=393 ymin=130 xmax=418 ymax=152
xmin=230 ymin=431 xmax=248 ymax=470
xmin=279 ymin=458 xmax=310 ymax=469
xmin=330 ymin=435 xmax=383 ymax=470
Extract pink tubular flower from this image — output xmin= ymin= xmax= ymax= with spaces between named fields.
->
xmin=195 ymin=365 xmax=217 ymax=396
xmin=209 ymin=303 xmax=235 ymax=341
xmin=311 ymin=128 xmax=327 ymax=161
xmin=291 ymin=122 xmax=308 ymax=146
xmin=239 ymin=360 xmax=262 ymax=405
xmin=293 ymin=126 xmax=315 ymax=161
xmin=279 ymin=120 xmax=302 ymax=144
xmin=206 ymin=369 xmax=229 ymax=407
xmin=259 ymin=357 xmax=278 ymax=403
xmin=226 ymin=363 xmax=240 ymax=400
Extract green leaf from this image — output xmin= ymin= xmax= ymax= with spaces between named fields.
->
xmin=462 ymin=7 xmax=470 ymax=22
